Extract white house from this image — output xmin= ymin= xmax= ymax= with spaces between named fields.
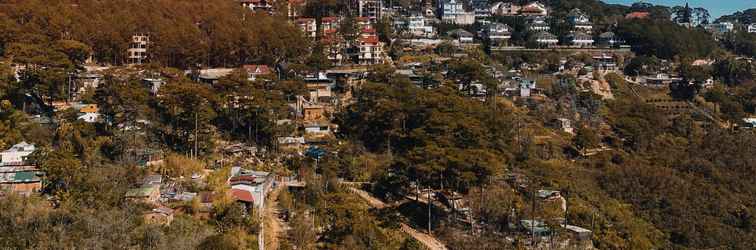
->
xmin=519 ymin=78 xmax=536 ymax=97
xmin=127 ymin=34 xmax=149 ymax=65
xmin=295 ymin=18 xmax=316 ymax=38
xmin=748 ymin=23 xmax=756 ymax=33
xmin=439 ymin=0 xmax=475 ymax=25
xmin=229 ymin=168 xmax=273 ymax=210
xmin=567 ymin=32 xmax=594 ymax=47
xmin=567 ymin=8 xmax=592 ymax=32
xmin=485 ymin=22 xmax=512 ymax=46
xmin=534 ymin=31 xmax=558 ymax=46
xmin=77 ymin=113 xmax=101 ymax=123
xmin=1 ymin=142 xmax=35 ymax=166
xmin=407 ymin=15 xmax=436 ymax=38
xmin=705 ymin=22 xmax=735 ymax=35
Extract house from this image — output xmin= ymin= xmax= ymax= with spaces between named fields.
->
xmin=439 ymin=0 xmax=475 ymax=25
xmin=125 ymin=185 xmax=160 ymax=204
xmin=287 ymin=0 xmax=306 ymax=19
xmin=358 ymin=35 xmax=384 ymax=65
xmin=625 ymin=11 xmax=649 ymax=19
xmin=527 ymin=16 xmax=550 ymax=31
xmin=79 ymin=104 xmax=99 ymax=114
xmin=520 ymin=220 xmax=550 ymax=237
xmin=555 ymin=118 xmax=573 ymax=134
xmin=127 ymin=34 xmax=149 ymax=65
xmin=240 ymin=0 xmax=273 ymax=13
xmin=277 ymin=136 xmax=306 ymax=151
xmin=143 ymin=78 xmax=165 ymax=95
xmin=519 ymin=78 xmax=536 ymax=97
xmin=1 ymin=142 xmax=36 ymax=166
xmin=295 ymin=18 xmax=317 ymax=38
xmin=77 ymin=112 xmax=100 ymax=123
xmin=748 ymin=24 xmax=756 ymax=33
xmin=447 ymin=29 xmax=474 ymax=43
xmin=533 ymin=31 xmax=558 ymax=47
xmin=471 ymin=0 xmax=491 ymax=19
xmin=519 ymin=2 xmax=548 ymax=16
xmin=705 ymin=22 xmax=735 ymax=36
xmin=596 ymin=32 xmax=623 ymax=48
xmin=321 ymin=16 xmax=341 ymax=30
xmin=144 ymin=206 xmax=175 ymax=225
xmin=303 ymin=104 xmax=326 ymax=121
xmin=484 ymin=22 xmax=512 ymax=46
xmin=304 ymin=73 xmax=335 ymax=103
xmin=356 ymin=0 xmax=382 ymax=23
xmin=407 ymin=15 xmax=436 ymax=38
xmin=567 ymin=32 xmax=594 ymax=47
xmin=490 ymin=2 xmax=519 ymax=16
xmin=75 ymin=73 xmax=103 ymax=93
xmin=567 ymin=8 xmax=593 ymax=32
xmin=593 ymin=53 xmax=618 ymax=71
xmin=197 ymin=68 xmax=234 ymax=85
xmin=243 ymin=64 xmax=273 ymax=81
xmin=304 ymin=121 xmax=333 ymax=135
xmin=741 ymin=118 xmax=756 ymax=129
xmin=229 ymin=168 xmax=274 ymax=210
xmin=322 ymin=29 xmax=346 ymax=65
xmin=562 ymin=225 xmax=592 ymax=241
xmin=0 ymin=166 xmax=43 ymax=196
xmin=536 ymin=189 xmax=562 ymax=200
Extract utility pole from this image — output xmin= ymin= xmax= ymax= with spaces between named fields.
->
xmin=428 ymin=185 xmax=432 ymax=234
xmin=531 ymin=190 xmax=536 ymax=246
xmin=194 ymin=111 xmax=198 ymax=159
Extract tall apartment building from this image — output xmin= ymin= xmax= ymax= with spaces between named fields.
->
xmin=356 ymin=0 xmax=382 ymax=23
xmin=127 ymin=34 xmax=149 ymax=65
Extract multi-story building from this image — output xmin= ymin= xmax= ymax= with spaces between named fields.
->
xmin=748 ymin=23 xmax=756 ymax=33
xmin=567 ymin=8 xmax=592 ymax=33
xmin=534 ymin=31 xmax=558 ymax=47
xmin=439 ymin=0 xmax=474 ymax=25
xmin=127 ymin=34 xmax=149 ymax=65
xmin=567 ymin=32 xmax=594 ymax=47
xmin=1 ymin=142 xmax=35 ymax=166
xmin=295 ymin=18 xmax=317 ymax=38
xmin=485 ymin=22 xmax=512 ymax=46
xmin=407 ymin=15 xmax=436 ymax=38
xmin=358 ymin=30 xmax=383 ymax=65
xmin=321 ymin=16 xmax=341 ymax=31
xmin=356 ymin=0 xmax=382 ymax=23
xmin=322 ymin=29 xmax=345 ymax=65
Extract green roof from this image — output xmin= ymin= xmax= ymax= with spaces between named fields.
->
xmin=13 ymin=171 xmax=39 ymax=182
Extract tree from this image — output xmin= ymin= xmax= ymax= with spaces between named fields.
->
xmin=574 ymin=126 xmax=599 ymax=150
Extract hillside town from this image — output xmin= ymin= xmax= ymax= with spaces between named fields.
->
xmin=1 ymin=0 xmax=756 ymax=249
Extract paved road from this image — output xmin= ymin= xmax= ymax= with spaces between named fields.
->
xmin=348 ymin=187 xmax=448 ymax=250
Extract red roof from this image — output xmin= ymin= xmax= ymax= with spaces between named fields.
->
xmin=296 ymin=18 xmax=315 ymax=23
xmin=242 ymin=64 xmax=272 ymax=75
xmin=322 ymin=16 xmax=339 ymax=23
xmin=230 ymin=189 xmax=255 ymax=203
xmin=356 ymin=17 xmax=370 ymax=22
xmin=361 ymin=27 xmax=376 ymax=34
xmin=240 ymin=0 xmax=261 ymax=3
xmin=625 ymin=12 xmax=650 ymax=19
xmin=360 ymin=35 xmax=379 ymax=44
xmin=229 ymin=175 xmax=256 ymax=183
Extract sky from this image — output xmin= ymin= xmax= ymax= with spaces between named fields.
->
xmin=603 ymin=0 xmax=756 ymax=18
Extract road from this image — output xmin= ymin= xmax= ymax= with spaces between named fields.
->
xmin=263 ymin=185 xmax=286 ymax=250
xmin=348 ymin=187 xmax=448 ymax=250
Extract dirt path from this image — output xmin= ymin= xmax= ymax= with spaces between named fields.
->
xmin=264 ymin=185 xmax=286 ymax=250
xmin=348 ymin=187 xmax=448 ymax=250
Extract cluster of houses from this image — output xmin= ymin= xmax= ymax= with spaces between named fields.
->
xmin=0 ymin=142 xmax=43 ymax=197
